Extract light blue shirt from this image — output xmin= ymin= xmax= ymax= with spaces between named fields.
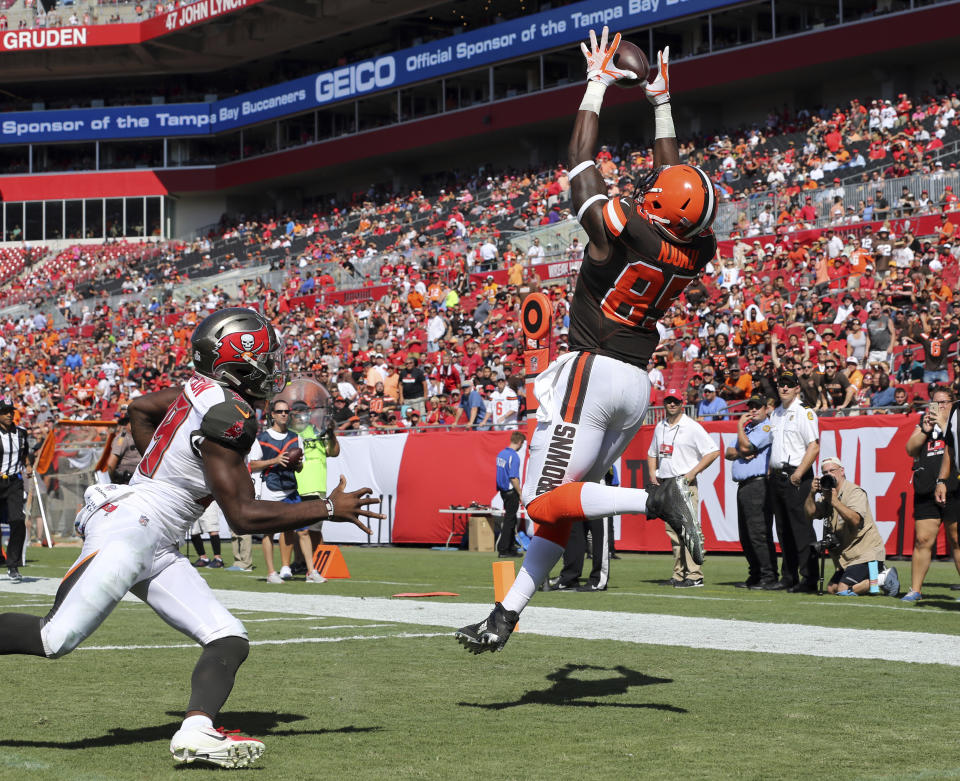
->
xmin=731 ymin=421 xmax=773 ymax=482
xmin=698 ymin=397 xmax=728 ymax=421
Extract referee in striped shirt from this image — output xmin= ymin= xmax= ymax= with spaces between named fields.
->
xmin=0 ymin=401 xmax=32 ymax=583
xmin=938 ymin=398 xmax=960 ymax=509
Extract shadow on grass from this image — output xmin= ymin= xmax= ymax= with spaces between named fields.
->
xmin=459 ymin=663 xmax=688 ymax=712
xmin=910 ymin=597 xmax=960 ymax=611
xmin=0 ymin=711 xmax=380 ymax=749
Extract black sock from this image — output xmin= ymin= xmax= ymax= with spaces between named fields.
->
xmin=0 ymin=613 xmax=47 ymax=656
xmin=191 ymin=535 xmax=206 ymax=558
xmin=209 ymin=535 xmax=221 ymax=557
xmin=186 ymin=636 xmax=249 ymax=717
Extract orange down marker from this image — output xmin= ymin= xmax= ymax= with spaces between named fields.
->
xmin=311 ymin=545 xmax=351 ymax=579
xmin=492 ymin=560 xmax=518 ymax=631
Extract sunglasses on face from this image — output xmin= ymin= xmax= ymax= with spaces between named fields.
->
xmin=273 ymin=410 xmax=290 ymax=415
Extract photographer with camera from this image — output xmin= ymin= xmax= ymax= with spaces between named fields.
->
xmin=804 ymin=457 xmax=900 ymax=597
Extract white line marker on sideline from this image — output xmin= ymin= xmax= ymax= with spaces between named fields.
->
xmin=8 ymin=577 xmax=960 ymax=667
xmin=78 ymin=633 xmax=448 ymax=652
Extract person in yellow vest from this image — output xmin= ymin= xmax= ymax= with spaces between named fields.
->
xmin=290 ymin=400 xmax=341 ymax=556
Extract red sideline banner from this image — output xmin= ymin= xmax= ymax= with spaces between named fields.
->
xmin=614 ymin=414 xmax=917 ymax=556
xmin=0 ymin=0 xmax=265 ymax=52
xmin=374 ymin=415 xmax=924 ymax=555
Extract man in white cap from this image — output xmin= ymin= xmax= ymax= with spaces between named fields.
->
xmin=697 ymin=383 xmax=728 ymax=421
xmin=805 ymin=456 xmax=898 ymax=597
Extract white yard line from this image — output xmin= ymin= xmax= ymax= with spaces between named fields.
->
xmin=78 ymin=633 xmax=448 ymax=652
xmin=4 ymin=578 xmax=960 ymax=666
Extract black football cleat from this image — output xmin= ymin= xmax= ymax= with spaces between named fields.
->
xmin=646 ymin=478 xmax=705 ymax=565
xmin=454 ymin=602 xmax=519 ymax=654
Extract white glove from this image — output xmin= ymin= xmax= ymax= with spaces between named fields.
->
xmin=644 ymin=46 xmax=671 ymax=105
xmin=580 ymin=26 xmax=637 ymax=87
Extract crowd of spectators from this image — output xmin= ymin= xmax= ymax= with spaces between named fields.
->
xmin=2 ymin=85 xmax=959 ymax=454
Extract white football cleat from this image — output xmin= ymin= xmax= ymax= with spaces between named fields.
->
xmin=170 ymin=725 xmax=265 ymax=769
xmin=305 ymin=570 xmax=327 ymax=583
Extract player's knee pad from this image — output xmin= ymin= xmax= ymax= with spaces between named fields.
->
xmin=525 ymin=482 xmax=584 ymax=525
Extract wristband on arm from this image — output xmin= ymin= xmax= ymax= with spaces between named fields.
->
xmin=578 ymin=80 xmax=607 ymax=115
xmin=654 ymin=102 xmax=676 ymax=139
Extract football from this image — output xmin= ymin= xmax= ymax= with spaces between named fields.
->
xmin=612 ymin=40 xmax=649 ymax=88
xmin=284 ymin=447 xmax=303 ymax=468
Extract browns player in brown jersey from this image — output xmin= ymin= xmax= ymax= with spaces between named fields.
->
xmin=457 ymin=27 xmax=718 ymax=654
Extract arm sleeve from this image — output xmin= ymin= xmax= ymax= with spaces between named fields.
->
xmin=110 ymin=434 xmax=125 ymax=457
xmin=199 ymin=399 xmax=258 ymax=452
xmin=647 ymin=426 xmax=660 ymax=458
xmin=801 ymin=407 xmax=820 ymax=442
xmin=508 ymin=451 xmax=521 ymax=480
xmin=748 ymin=425 xmax=772 ymax=453
xmin=696 ymin=426 xmax=721 ymax=456
xmin=602 ymin=197 xmax=632 ymax=238
xmin=843 ymin=485 xmax=870 ymax=523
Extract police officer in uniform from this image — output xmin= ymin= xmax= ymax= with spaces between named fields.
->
xmin=726 ymin=396 xmax=781 ymax=589
xmin=903 ymin=387 xmax=960 ymax=602
xmin=767 ymin=369 xmax=820 ymax=592
xmin=0 ymin=401 xmax=31 ymax=582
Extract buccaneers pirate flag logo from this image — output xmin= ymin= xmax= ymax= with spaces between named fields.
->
xmin=211 ymin=326 xmax=272 ymax=370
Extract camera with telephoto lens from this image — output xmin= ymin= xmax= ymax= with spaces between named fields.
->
xmin=820 ymin=473 xmax=836 ymax=491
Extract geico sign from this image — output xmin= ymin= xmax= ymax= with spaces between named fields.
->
xmin=315 ymin=57 xmax=395 ymax=104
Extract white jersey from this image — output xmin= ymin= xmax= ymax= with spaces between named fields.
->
xmin=124 ymin=374 xmax=258 ymax=539
xmin=490 ymin=387 xmax=519 ymax=428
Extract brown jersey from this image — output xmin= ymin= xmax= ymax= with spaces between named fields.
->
xmin=568 ymin=195 xmax=717 ymax=369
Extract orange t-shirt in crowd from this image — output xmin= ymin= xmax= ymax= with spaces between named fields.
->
xmin=847 ymin=248 xmax=871 ymax=276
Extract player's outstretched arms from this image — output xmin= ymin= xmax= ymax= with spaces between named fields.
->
xmin=128 ymin=386 xmax=182 ymax=455
xmin=569 ymin=26 xmax=636 ymax=262
xmin=645 ymin=47 xmax=680 ymax=168
xmin=200 ymin=439 xmax=383 ymax=535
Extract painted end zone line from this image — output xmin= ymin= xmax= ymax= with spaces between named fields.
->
xmin=5 ymin=578 xmax=960 ymax=667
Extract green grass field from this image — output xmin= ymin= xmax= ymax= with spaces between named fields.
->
xmin=3 ymin=544 xmax=960 ymax=781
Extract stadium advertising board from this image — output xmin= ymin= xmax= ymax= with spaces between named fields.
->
xmin=1 ymin=0 xmax=734 ymax=144
xmin=0 ymin=0 xmax=264 ymax=51
xmin=321 ymin=417 xmax=919 ymax=554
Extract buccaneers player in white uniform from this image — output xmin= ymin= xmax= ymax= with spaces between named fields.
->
xmin=457 ymin=28 xmax=718 ymax=653
xmin=0 ymin=308 xmax=382 ymax=768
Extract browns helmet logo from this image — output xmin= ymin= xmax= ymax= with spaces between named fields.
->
xmin=211 ymin=326 xmax=271 ymax=370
